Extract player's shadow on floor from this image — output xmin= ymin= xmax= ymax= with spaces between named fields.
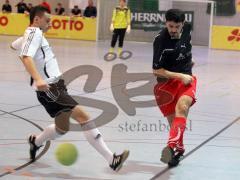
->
xmin=0 ymin=160 xmax=111 ymax=180
xmin=104 ymin=160 xmax=166 ymax=175
xmin=1 ymin=159 xmax=170 ymax=179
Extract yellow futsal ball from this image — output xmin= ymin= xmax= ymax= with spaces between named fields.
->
xmin=55 ymin=143 xmax=78 ymax=166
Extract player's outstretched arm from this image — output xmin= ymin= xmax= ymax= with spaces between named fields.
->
xmin=10 ymin=37 xmax=24 ymax=50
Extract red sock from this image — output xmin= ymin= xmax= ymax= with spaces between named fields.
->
xmin=176 ymin=132 xmax=185 ymax=153
xmin=168 ymin=117 xmax=186 ymax=150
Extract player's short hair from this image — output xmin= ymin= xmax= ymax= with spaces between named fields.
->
xmin=30 ymin=5 xmax=48 ymax=24
xmin=165 ymin=9 xmax=185 ymax=23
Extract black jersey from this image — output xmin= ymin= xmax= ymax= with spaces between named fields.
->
xmin=16 ymin=2 xmax=27 ymax=13
xmin=2 ymin=4 xmax=12 ymax=12
xmin=84 ymin=6 xmax=97 ymax=17
xmin=152 ymin=23 xmax=193 ymax=76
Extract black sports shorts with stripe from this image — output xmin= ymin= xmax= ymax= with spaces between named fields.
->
xmin=36 ymin=79 xmax=78 ymax=118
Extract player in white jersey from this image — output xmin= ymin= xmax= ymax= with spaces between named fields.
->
xmin=12 ymin=5 xmax=129 ymax=171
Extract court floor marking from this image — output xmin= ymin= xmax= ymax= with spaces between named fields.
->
xmin=151 ymin=116 xmax=240 ymax=180
xmin=0 ymin=109 xmax=50 ymax=178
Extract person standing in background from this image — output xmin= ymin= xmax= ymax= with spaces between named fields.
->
xmin=83 ymin=0 xmax=97 ymax=18
xmin=71 ymin=5 xmax=82 ymax=16
xmin=15 ymin=0 xmax=27 ymax=14
xmin=2 ymin=0 xmax=12 ymax=13
xmin=55 ymin=3 xmax=65 ymax=16
xmin=109 ymin=0 xmax=131 ymax=56
xmin=24 ymin=3 xmax=33 ymax=15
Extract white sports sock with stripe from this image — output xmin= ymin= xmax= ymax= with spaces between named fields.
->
xmin=83 ymin=128 xmax=113 ymax=164
xmin=35 ymin=124 xmax=62 ymax=146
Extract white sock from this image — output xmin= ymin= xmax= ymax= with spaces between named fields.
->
xmin=35 ymin=124 xmax=62 ymax=146
xmin=83 ymin=128 xmax=113 ymax=164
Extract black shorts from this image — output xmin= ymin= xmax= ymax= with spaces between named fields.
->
xmin=36 ymin=79 xmax=78 ymax=118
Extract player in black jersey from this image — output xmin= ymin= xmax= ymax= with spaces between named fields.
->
xmin=153 ymin=9 xmax=197 ymax=167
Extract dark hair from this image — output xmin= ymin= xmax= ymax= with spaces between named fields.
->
xmin=30 ymin=5 xmax=48 ymax=24
xmin=165 ymin=9 xmax=185 ymax=23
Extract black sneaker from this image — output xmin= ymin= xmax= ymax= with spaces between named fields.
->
xmin=28 ymin=135 xmax=42 ymax=161
xmin=168 ymin=150 xmax=184 ymax=167
xmin=110 ymin=150 xmax=129 ymax=172
xmin=160 ymin=146 xmax=174 ymax=164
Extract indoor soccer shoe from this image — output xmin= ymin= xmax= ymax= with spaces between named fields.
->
xmin=160 ymin=146 xmax=174 ymax=164
xmin=168 ymin=149 xmax=185 ymax=167
xmin=28 ymin=135 xmax=42 ymax=161
xmin=110 ymin=150 xmax=129 ymax=172
xmin=117 ymin=48 xmax=122 ymax=56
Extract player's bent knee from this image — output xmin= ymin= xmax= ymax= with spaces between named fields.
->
xmin=55 ymin=112 xmax=71 ymax=133
xmin=72 ymin=106 xmax=90 ymax=123
xmin=55 ymin=121 xmax=70 ymax=134
xmin=176 ymin=103 xmax=189 ymax=115
xmin=55 ymin=126 xmax=69 ymax=135
xmin=78 ymin=110 xmax=90 ymax=121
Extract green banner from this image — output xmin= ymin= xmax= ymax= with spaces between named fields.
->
xmin=130 ymin=11 xmax=194 ymax=31
xmin=128 ymin=0 xmax=194 ymax=31
xmin=128 ymin=0 xmax=159 ymax=11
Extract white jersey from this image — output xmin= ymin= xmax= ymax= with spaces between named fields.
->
xmin=17 ymin=27 xmax=61 ymax=85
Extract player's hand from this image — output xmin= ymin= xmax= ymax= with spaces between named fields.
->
xmin=35 ymin=79 xmax=49 ymax=91
xmin=110 ymin=23 xmax=114 ymax=32
xmin=126 ymin=25 xmax=131 ymax=34
xmin=180 ymin=74 xmax=193 ymax=85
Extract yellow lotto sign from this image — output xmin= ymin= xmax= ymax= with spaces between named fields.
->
xmin=0 ymin=13 xmax=29 ymax=35
xmin=45 ymin=15 xmax=96 ymax=40
xmin=0 ymin=13 xmax=96 ymax=41
xmin=211 ymin=25 xmax=240 ymax=50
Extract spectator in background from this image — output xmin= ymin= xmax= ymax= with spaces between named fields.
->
xmin=71 ymin=5 xmax=81 ymax=16
xmin=2 ymin=0 xmax=12 ymax=13
xmin=84 ymin=0 xmax=97 ymax=18
xmin=55 ymin=3 xmax=65 ymax=15
xmin=24 ymin=3 xmax=33 ymax=15
xmin=108 ymin=0 xmax=131 ymax=56
xmin=15 ymin=0 xmax=27 ymax=14
xmin=40 ymin=0 xmax=51 ymax=14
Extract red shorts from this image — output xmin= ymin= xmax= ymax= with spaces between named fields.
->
xmin=154 ymin=76 xmax=197 ymax=117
